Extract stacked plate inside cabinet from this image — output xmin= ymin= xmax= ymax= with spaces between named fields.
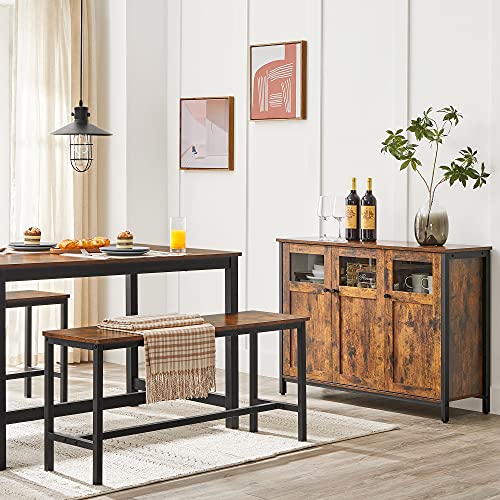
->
xmin=307 ymin=264 xmax=324 ymax=282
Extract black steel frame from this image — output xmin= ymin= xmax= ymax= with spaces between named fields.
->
xmin=0 ymin=252 xmax=241 ymax=470
xmin=44 ymin=318 xmax=307 ymax=485
xmin=278 ymin=243 xmax=491 ymax=424
xmin=6 ymin=299 xmax=69 ymax=402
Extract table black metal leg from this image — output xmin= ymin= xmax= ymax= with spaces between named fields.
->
xmin=44 ymin=339 xmax=54 ymax=471
xmin=225 ymin=256 xmax=239 ymax=429
xmin=125 ymin=274 xmax=139 ymax=394
xmin=297 ymin=322 xmax=307 ymax=441
xmin=92 ymin=348 xmax=104 ymax=485
xmin=0 ymin=275 xmax=6 ymax=469
xmin=249 ymin=332 xmax=258 ymax=433
xmin=60 ymin=301 xmax=68 ymax=403
xmin=482 ymin=252 xmax=491 ymax=415
xmin=24 ymin=306 xmax=32 ymax=398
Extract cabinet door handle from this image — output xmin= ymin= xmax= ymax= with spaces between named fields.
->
xmin=384 ymin=293 xmax=392 ymax=299
xmin=323 ymin=288 xmax=330 ymax=293
xmin=331 ymin=288 xmax=340 ymax=294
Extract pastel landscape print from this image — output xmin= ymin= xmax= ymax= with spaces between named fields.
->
xmin=251 ymin=41 xmax=306 ymax=120
xmin=180 ymin=97 xmax=234 ymax=170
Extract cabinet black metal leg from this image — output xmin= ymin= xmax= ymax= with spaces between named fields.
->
xmin=24 ymin=306 xmax=32 ymax=398
xmin=441 ymin=402 xmax=449 ymax=423
xmin=249 ymin=333 xmax=258 ymax=433
xmin=125 ymin=274 xmax=139 ymax=395
xmin=92 ymin=348 xmax=104 ymax=485
xmin=44 ymin=339 xmax=54 ymax=471
xmin=297 ymin=323 xmax=307 ymax=441
xmin=279 ymin=378 xmax=287 ymax=395
xmin=482 ymin=253 xmax=490 ymax=415
xmin=59 ymin=301 xmax=68 ymax=403
xmin=482 ymin=396 xmax=490 ymax=415
xmin=225 ymin=256 xmax=239 ymax=429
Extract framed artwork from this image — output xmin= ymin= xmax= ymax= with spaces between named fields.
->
xmin=180 ymin=96 xmax=234 ymax=170
xmin=250 ymin=40 xmax=307 ymax=120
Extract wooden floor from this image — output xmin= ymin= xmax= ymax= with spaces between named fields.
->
xmin=9 ymin=362 xmax=500 ymax=499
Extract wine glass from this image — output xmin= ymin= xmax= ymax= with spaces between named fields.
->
xmin=317 ymin=196 xmax=333 ymax=241
xmin=332 ymin=195 xmax=347 ymax=242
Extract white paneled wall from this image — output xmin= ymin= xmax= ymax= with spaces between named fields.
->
xmin=97 ymin=0 xmax=500 ymax=413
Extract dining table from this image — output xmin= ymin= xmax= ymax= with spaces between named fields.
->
xmin=0 ymin=245 xmax=241 ymax=469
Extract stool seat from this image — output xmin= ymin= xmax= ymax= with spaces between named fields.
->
xmin=6 ymin=290 xmax=70 ymax=308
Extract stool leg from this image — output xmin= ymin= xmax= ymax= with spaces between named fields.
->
xmin=92 ymin=347 xmax=104 ymax=485
xmin=59 ymin=301 xmax=68 ymax=403
xmin=24 ymin=306 xmax=32 ymax=398
xmin=249 ymin=332 xmax=258 ymax=433
xmin=44 ymin=338 xmax=55 ymax=471
xmin=297 ymin=322 xmax=307 ymax=442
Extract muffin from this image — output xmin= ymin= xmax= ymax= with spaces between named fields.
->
xmin=24 ymin=227 xmax=41 ymax=245
xmin=117 ymin=230 xmax=133 ymax=249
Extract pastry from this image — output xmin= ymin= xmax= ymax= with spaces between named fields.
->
xmin=57 ymin=237 xmax=110 ymax=250
xmin=117 ymin=230 xmax=133 ymax=249
xmin=24 ymin=227 xmax=41 ymax=245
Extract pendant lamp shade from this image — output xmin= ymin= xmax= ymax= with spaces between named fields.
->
xmin=50 ymin=0 xmax=111 ymax=172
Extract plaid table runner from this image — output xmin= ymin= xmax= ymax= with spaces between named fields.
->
xmin=98 ymin=314 xmax=216 ymax=403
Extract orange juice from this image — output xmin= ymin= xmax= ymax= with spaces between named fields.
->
xmin=170 ymin=229 xmax=186 ymax=250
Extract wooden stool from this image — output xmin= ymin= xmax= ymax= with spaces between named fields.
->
xmin=43 ymin=311 xmax=308 ymax=485
xmin=7 ymin=291 xmax=70 ymax=402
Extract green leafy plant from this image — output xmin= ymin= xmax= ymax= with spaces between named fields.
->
xmin=381 ymin=106 xmax=490 ymax=243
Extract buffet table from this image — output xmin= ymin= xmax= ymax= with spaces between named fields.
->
xmin=0 ymin=245 xmax=241 ymax=469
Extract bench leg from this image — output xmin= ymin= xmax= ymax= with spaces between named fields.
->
xmin=125 ymin=274 xmax=139 ymax=396
xmin=24 ymin=306 xmax=32 ymax=398
xmin=92 ymin=347 xmax=104 ymax=485
xmin=249 ymin=332 xmax=258 ymax=433
xmin=297 ymin=322 xmax=307 ymax=442
xmin=44 ymin=338 xmax=55 ymax=471
xmin=59 ymin=301 xmax=68 ymax=403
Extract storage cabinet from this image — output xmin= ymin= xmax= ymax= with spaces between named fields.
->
xmin=278 ymin=238 xmax=491 ymax=422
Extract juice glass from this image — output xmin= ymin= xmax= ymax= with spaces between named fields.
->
xmin=170 ymin=216 xmax=186 ymax=253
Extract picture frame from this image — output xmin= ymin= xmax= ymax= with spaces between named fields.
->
xmin=250 ymin=40 xmax=307 ymax=120
xmin=179 ymin=96 xmax=234 ymax=170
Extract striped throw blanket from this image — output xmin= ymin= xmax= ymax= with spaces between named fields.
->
xmin=98 ymin=314 xmax=215 ymax=404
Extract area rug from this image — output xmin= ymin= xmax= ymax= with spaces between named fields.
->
xmin=2 ymin=396 xmax=397 ymax=499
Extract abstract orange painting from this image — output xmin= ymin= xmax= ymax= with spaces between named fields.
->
xmin=250 ymin=41 xmax=307 ymax=120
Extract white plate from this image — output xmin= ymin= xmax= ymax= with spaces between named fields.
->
xmin=306 ymin=275 xmax=324 ymax=282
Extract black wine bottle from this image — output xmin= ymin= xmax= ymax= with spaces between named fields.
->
xmin=345 ymin=177 xmax=360 ymax=241
xmin=360 ymin=178 xmax=377 ymax=242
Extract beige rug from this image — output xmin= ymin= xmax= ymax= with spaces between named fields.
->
xmin=2 ymin=395 xmax=397 ymax=499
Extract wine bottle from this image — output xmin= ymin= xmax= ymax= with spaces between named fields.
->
xmin=361 ymin=178 xmax=377 ymax=242
xmin=345 ymin=177 xmax=360 ymax=241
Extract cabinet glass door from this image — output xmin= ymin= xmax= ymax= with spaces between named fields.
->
xmin=332 ymin=247 xmax=386 ymax=389
xmin=282 ymin=244 xmax=333 ymax=382
xmin=385 ymin=250 xmax=441 ymax=399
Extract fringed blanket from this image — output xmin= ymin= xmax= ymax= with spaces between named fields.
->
xmin=98 ymin=314 xmax=215 ymax=403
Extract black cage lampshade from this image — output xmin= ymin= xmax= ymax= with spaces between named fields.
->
xmin=50 ymin=0 xmax=111 ymax=172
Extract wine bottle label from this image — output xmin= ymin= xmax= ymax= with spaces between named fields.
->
xmin=361 ymin=206 xmax=376 ymax=230
xmin=345 ymin=205 xmax=358 ymax=229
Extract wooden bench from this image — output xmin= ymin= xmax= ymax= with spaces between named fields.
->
xmin=43 ymin=311 xmax=308 ymax=485
xmin=7 ymin=290 xmax=69 ymax=402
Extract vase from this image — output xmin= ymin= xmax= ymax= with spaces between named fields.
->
xmin=414 ymin=196 xmax=449 ymax=246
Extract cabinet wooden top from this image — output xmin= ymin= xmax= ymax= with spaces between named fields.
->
xmin=276 ymin=237 xmax=491 ymax=254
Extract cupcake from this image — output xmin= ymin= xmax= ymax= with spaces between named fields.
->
xmin=117 ymin=230 xmax=133 ymax=249
xmin=24 ymin=227 xmax=41 ymax=245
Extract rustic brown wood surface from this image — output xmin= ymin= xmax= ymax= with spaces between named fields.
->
xmin=277 ymin=237 xmax=491 ymax=254
xmin=5 ymin=290 xmax=70 ymax=308
xmin=42 ymin=326 xmax=143 ymax=345
xmin=332 ymin=247 xmax=386 ymax=390
xmin=449 ymin=257 xmax=483 ymax=400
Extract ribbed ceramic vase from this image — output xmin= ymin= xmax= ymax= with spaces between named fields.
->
xmin=414 ymin=196 xmax=449 ymax=246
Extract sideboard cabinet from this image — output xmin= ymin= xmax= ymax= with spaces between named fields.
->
xmin=277 ymin=238 xmax=491 ymax=422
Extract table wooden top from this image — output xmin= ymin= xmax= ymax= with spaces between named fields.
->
xmin=276 ymin=237 xmax=492 ymax=254
xmin=6 ymin=290 xmax=70 ymax=308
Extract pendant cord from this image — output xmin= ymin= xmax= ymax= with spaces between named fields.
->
xmin=79 ymin=0 xmax=83 ymax=107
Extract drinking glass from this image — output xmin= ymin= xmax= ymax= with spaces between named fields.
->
xmin=317 ymin=196 xmax=333 ymax=241
xmin=332 ymin=195 xmax=347 ymax=242
xmin=170 ymin=216 xmax=186 ymax=253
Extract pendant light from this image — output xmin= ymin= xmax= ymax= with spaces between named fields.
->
xmin=51 ymin=0 xmax=111 ymax=172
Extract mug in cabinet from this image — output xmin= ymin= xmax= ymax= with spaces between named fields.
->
xmin=404 ymin=273 xmax=429 ymax=294
xmin=422 ymin=276 xmax=433 ymax=294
